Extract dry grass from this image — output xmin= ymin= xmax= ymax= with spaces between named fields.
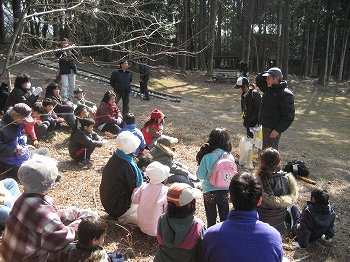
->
xmin=3 ymin=60 xmax=350 ymax=261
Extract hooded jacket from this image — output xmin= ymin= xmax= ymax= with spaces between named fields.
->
xmin=298 ymin=201 xmax=335 ymax=248
xmin=154 ymin=214 xmax=206 ymax=262
xmin=4 ymin=86 xmax=38 ymax=112
xmin=255 ymin=172 xmax=298 ymax=234
xmin=258 ymin=81 xmax=295 ymax=133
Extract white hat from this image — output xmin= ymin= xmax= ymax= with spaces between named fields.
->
xmin=116 ymin=131 xmax=141 ymax=154
xmin=146 ymin=161 xmax=170 ymax=185
xmin=234 ymin=77 xmax=249 ymax=89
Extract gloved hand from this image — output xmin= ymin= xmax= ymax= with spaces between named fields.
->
xmin=64 ymin=206 xmax=78 ymax=221
xmin=77 ymin=208 xmax=99 ymax=219
xmin=116 ymin=117 xmax=122 ymax=125
xmin=33 ymin=140 xmax=40 ymax=148
xmin=32 ymin=87 xmax=43 ymax=96
xmin=91 ymin=105 xmax=97 ymax=113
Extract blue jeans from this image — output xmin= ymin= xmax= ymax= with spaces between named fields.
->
xmin=60 ymin=71 xmax=76 ymax=100
xmin=0 ymin=178 xmax=20 ymax=226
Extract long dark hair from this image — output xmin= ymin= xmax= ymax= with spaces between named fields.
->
xmin=256 ymin=147 xmax=281 ymax=187
xmin=196 ymin=127 xmax=232 ymax=165
xmin=101 ymin=90 xmax=116 ymax=103
xmin=45 ymin=82 xmax=59 ymax=96
xmin=14 ymin=73 xmax=31 ymax=89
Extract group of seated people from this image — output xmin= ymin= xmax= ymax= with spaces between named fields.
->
xmin=0 ymin=73 xmax=335 ymax=261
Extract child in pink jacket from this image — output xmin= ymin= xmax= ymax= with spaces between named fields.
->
xmin=131 ymin=161 xmax=169 ymax=236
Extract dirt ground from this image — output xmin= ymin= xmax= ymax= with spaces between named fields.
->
xmin=1 ymin=57 xmax=350 ymax=262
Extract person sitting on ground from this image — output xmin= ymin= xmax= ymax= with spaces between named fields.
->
xmin=137 ymin=153 xmax=153 ymax=182
xmin=24 ymin=102 xmax=50 ymax=147
xmin=95 ymin=90 xmax=122 ymax=135
xmin=196 ymin=127 xmax=235 ymax=227
xmin=202 ymin=172 xmax=284 ymax=262
xmin=100 ymin=131 xmax=142 ymax=220
xmin=41 ymin=98 xmax=66 ymax=131
xmin=0 ymin=103 xmax=51 ymax=176
xmin=4 ymin=73 xmax=42 ymax=112
xmin=69 ymin=118 xmax=106 ymax=167
xmin=119 ymin=113 xmax=146 ymax=155
xmin=154 ymin=183 xmax=206 ymax=262
xmin=131 ymin=161 xmax=169 ymax=236
xmin=0 ymin=178 xmax=20 ymax=231
xmin=254 ymin=147 xmax=298 ymax=235
xmin=0 ymin=155 xmax=95 ymax=261
xmin=72 ymin=88 xmax=97 ymax=115
xmin=71 ymin=104 xmax=90 ymax=138
xmin=142 ymin=108 xmax=165 ymax=148
xmin=297 ymin=188 xmax=335 ymax=248
xmin=45 ymin=82 xmax=75 ymax=127
xmin=150 ymin=135 xmax=198 ymax=187
xmin=61 ymin=215 xmax=125 ymax=262
xmin=0 ymin=76 xmax=9 ymax=113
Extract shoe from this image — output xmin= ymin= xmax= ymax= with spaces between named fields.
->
xmin=78 ymin=159 xmax=93 ymax=168
xmin=286 ymin=205 xmax=300 ymax=237
xmin=188 ymin=174 xmax=200 ymax=182
xmin=143 ymin=97 xmax=150 ymax=101
xmin=55 ymin=174 xmax=62 ymax=182
xmin=321 ymin=234 xmax=332 ymax=242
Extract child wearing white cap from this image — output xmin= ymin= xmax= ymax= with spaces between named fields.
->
xmin=154 ymin=183 xmax=206 ymax=262
xmin=131 ymin=161 xmax=169 ymax=236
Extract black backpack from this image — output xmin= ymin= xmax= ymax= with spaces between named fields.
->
xmin=283 ymin=160 xmax=310 ymax=177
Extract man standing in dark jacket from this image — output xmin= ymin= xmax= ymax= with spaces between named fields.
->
xmin=259 ymin=67 xmax=295 ymax=150
xmin=139 ymin=58 xmax=150 ymax=101
xmin=110 ymin=60 xmax=132 ymax=116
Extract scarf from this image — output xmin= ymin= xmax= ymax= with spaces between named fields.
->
xmin=115 ymin=149 xmax=143 ymax=187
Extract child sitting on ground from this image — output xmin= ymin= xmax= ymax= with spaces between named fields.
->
xmin=150 ymin=135 xmax=198 ymax=186
xmin=119 ymin=113 xmax=146 ymax=155
xmin=24 ymin=102 xmax=50 ymax=147
xmin=71 ymin=104 xmax=90 ymax=138
xmin=61 ymin=215 xmax=124 ymax=262
xmin=69 ymin=118 xmax=106 ymax=167
xmin=154 ymin=183 xmax=206 ymax=262
xmin=131 ymin=161 xmax=169 ymax=236
xmin=137 ymin=153 xmax=153 ymax=182
xmin=41 ymin=98 xmax=65 ymax=131
xmin=142 ymin=108 xmax=165 ymax=148
xmin=296 ymin=187 xmax=335 ymax=248
xmin=72 ymin=88 xmax=97 ymax=115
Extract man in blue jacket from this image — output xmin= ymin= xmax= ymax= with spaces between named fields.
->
xmin=202 ymin=172 xmax=284 ymax=262
xmin=110 ymin=60 xmax=132 ymax=116
xmin=259 ymin=67 xmax=295 ymax=150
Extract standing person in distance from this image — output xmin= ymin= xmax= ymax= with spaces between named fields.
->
xmin=55 ymin=37 xmax=79 ymax=101
xmin=139 ymin=57 xmax=150 ymax=101
xmin=258 ymin=67 xmax=295 ymax=150
xmin=110 ymin=60 xmax=132 ymax=116
xmin=234 ymin=77 xmax=261 ymax=138
xmin=238 ymin=60 xmax=249 ymax=77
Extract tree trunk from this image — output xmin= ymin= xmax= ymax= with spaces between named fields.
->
xmin=0 ymin=0 xmax=5 ymax=44
xmin=207 ymin=0 xmax=217 ymax=76
xmin=326 ymin=24 xmax=336 ymax=82
xmin=337 ymin=27 xmax=350 ymax=81
xmin=281 ymin=0 xmax=289 ymax=80
xmin=318 ymin=23 xmax=330 ymax=85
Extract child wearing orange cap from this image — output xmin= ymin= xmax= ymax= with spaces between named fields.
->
xmin=154 ymin=183 xmax=206 ymax=262
xmin=142 ymin=108 xmax=165 ymax=148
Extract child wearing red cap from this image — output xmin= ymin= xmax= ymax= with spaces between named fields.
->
xmin=154 ymin=183 xmax=206 ymax=262
xmin=142 ymin=108 xmax=165 ymax=148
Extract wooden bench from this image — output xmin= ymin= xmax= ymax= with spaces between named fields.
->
xmin=212 ymin=69 xmax=241 ymax=81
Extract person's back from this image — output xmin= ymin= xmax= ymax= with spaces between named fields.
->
xmin=298 ymin=188 xmax=335 ymax=248
xmin=154 ymin=183 xmax=205 ymax=262
xmin=202 ymin=172 xmax=283 ymax=262
xmin=119 ymin=113 xmax=146 ymax=154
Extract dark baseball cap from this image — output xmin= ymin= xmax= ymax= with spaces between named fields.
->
xmin=262 ymin=67 xmax=283 ymax=79
xmin=13 ymin=103 xmax=33 ymax=122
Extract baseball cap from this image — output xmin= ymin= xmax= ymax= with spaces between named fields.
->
xmin=234 ymin=77 xmax=249 ymax=89
xmin=12 ymin=103 xmax=34 ymax=122
xmin=167 ymin=183 xmax=201 ymax=207
xmin=262 ymin=67 xmax=283 ymax=79
xmin=146 ymin=161 xmax=170 ymax=185
xmin=74 ymin=88 xmax=84 ymax=94
xmin=18 ymin=155 xmax=58 ymax=194
xmin=156 ymin=135 xmax=178 ymax=147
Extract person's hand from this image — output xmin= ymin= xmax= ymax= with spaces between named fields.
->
xmin=77 ymin=208 xmax=99 ymax=219
xmin=270 ymin=129 xmax=280 ymax=138
xmin=91 ymin=105 xmax=97 ymax=113
xmin=33 ymin=140 xmax=39 ymax=148
xmin=32 ymin=87 xmax=42 ymax=96
xmin=58 ymin=118 xmax=65 ymax=123
xmin=102 ymin=140 xmax=108 ymax=146
xmin=16 ymin=145 xmax=23 ymax=155
xmin=116 ymin=117 xmax=122 ymax=125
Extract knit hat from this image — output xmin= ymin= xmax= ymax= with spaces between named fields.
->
xmin=167 ymin=183 xmax=201 ymax=207
xmin=150 ymin=109 xmax=165 ymax=119
xmin=74 ymin=88 xmax=84 ymax=94
xmin=234 ymin=77 xmax=249 ymax=89
xmin=146 ymin=161 xmax=170 ymax=185
xmin=18 ymin=155 xmax=58 ymax=194
xmin=156 ymin=135 xmax=178 ymax=147
xmin=262 ymin=67 xmax=283 ymax=79
xmin=11 ymin=103 xmax=34 ymax=122
xmin=116 ymin=131 xmax=141 ymax=154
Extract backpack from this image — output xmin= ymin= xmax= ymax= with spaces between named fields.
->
xmin=283 ymin=160 xmax=310 ymax=177
xmin=209 ymin=151 xmax=238 ymax=188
